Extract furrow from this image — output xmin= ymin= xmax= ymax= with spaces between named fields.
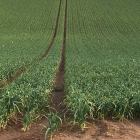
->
xmin=52 ymin=0 xmax=67 ymax=113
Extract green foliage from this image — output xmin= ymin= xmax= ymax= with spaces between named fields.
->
xmin=65 ymin=93 xmax=94 ymax=131
xmin=1 ymin=0 xmax=140 ymax=133
xmin=43 ymin=113 xmax=62 ymax=140
xmin=0 ymin=0 xmax=59 ymax=83
xmin=0 ymin=0 xmax=65 ymax=130
xmin=65 ymin=0 xmax=140 ymax=128
xmin=0 ymin=40 xmax=62 ymax=129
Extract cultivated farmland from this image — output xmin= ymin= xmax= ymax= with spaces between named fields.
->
xmin=0 ymin=0 xmax=140 ymax=139
xmin=0 ymin=0 xmax=59 ymax=84
xmin=65 ymin=0 xmax=140 ymax=128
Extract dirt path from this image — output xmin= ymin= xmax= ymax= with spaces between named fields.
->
xmin=52 ymin=0 xmax=67 ymax=114
xmin=0 ymin=0 xmax=62 ymax=89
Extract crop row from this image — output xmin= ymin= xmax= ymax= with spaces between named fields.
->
xmin=65 ymin=0 xmax=140 ymax=129
xmin=0 ymin=0 xmax=59 ymax=84
xmin=1 ymin=0 xmax=140 ymax=135
xmin=0 ymin=0 xmax=66 ymax=130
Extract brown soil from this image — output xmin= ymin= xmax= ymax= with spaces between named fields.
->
xmin=0 ymin=0 xmax=62 ymax=89
xmin=1 ymin=119 xmax=140 ymax=140
xmin=0 ymin=118 xmax=46 ymax=140
xmin=52 ymin=0 xmax=67 ymax=114
xmin=55 ymin=119 xmax=140 ymax=140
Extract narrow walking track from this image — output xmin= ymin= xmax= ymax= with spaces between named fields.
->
xmin=0 ymin=0 xmax=62 ymax=89
xmin=52 ymin=0 xmax=67 ymax=113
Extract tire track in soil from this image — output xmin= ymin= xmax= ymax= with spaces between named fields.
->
xmin=52 ymin=0 xmax=67 ymax=113
xmin=0 ymin=0 xmax=62 ymax=89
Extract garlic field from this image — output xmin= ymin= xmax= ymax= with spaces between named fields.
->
xmin=65 ymin=0 xmax=140 ymax=129
xmin=0 ymin=0 xmax=59 ymax=84
xmin=0 ymin=0 xmax=140 ymax=133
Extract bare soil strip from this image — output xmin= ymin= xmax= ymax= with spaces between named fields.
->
xmin=0 ymin=0 xmax=62 ymax=89
xmin=52 ymin=0 xmax=67 ymax=113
